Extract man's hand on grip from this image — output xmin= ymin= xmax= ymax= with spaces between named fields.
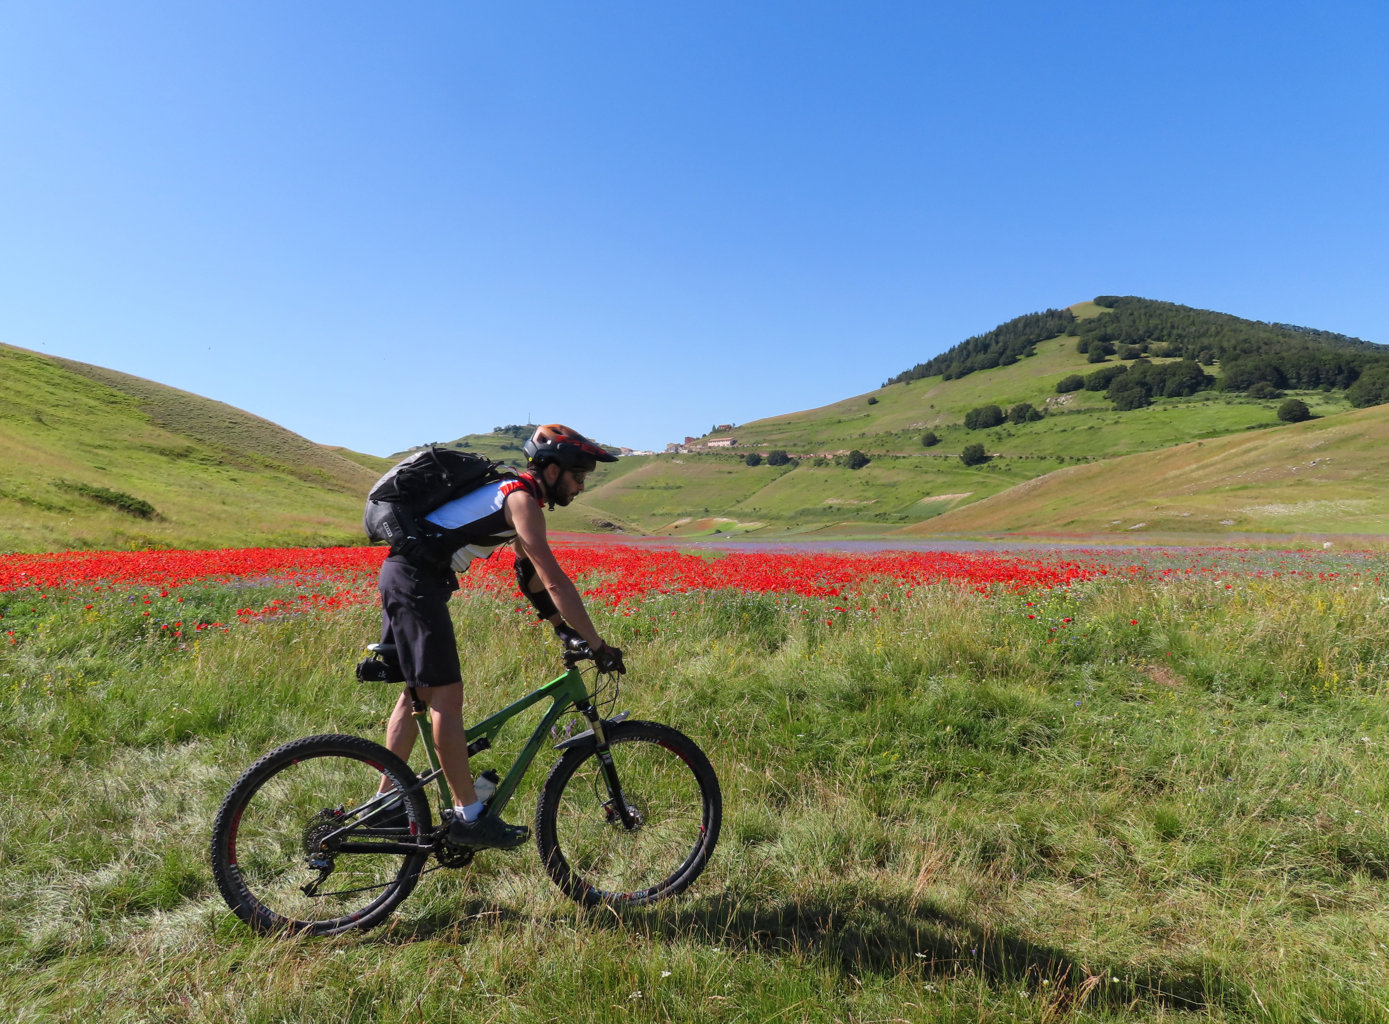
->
xmin=594 ymin=644 xmax=626 ymax=675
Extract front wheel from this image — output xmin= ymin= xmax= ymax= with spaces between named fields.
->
xmin=210 ymin=734 xmax=432 ymax=936
xmin=536 ymin=720 xmax=721 ymax=906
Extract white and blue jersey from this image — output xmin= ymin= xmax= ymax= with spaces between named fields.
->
xmin=424 ymin=473 xmax=543 ymax=572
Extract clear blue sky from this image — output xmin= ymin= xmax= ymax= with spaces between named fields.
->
xmin=3 ymin=2 xmax=1386 ymax=455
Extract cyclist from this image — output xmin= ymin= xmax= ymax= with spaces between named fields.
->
xmin=375 ymin=424 xmax=625 ymax=849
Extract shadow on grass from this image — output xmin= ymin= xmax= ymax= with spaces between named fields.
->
xmin=384 ymin=892 xmax=1236 ymax=1014
xmin=632 ymin=895 xmax=1236 ymax=1014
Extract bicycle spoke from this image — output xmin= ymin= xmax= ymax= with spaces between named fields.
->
xmin=537 ymin=721 xmax=721 ymax=905
xmin=211 ymin=735 xmax=431 ymax=936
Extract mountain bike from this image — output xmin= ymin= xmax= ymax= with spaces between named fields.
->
xmin=209 ymin=636 xmax=721 ymax=936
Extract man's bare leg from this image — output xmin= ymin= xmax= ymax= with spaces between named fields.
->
xmin=377 ymin=683 xmax=477 ymax=805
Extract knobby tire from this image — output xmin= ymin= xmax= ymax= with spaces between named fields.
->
xmin=209 ymin=734 xmax=431 ymax=936
xmin=535 ymin=720 xmax=721 ymax=906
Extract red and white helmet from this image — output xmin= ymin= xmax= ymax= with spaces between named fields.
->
xmin=523 ymin=424 xmax=616 ymax=472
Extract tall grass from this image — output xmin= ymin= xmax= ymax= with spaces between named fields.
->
xmin=3 ymin=566 xmax=1389 ymax=1021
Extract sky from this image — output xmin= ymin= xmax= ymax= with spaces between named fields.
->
xmin=2 ymin=2 xmax=1387 ymax=456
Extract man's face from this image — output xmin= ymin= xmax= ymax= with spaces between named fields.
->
xmin=547 ymin=464 xmax=587 ymax=507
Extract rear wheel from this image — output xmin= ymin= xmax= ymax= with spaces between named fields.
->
xmin=210 ymin=734 xmax=431 ymax=936
xmin=536 ymin=720 xmax=721 ymax=906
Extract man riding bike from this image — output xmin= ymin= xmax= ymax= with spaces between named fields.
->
xmin=374 ymin=424 xmax=624 ymax=849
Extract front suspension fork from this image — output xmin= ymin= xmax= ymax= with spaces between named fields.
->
xmin=587 ymin=714 xmax=640 ymax=831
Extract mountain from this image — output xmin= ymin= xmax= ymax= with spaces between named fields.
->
xmin=0 ymin=343 xmax=389 ymax=552
xmin=5 ymin=295 xmax=1388 ymax=551
xmin=560 ymin=298 xmax=1389 ymax=538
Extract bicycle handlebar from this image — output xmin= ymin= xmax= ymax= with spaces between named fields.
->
xmin=555 ymin=624 xmax=624 ymax=674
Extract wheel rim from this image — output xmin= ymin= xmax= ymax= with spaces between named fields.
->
xmin=224 ymin=751 xmax=423 ymax=933
xmin=549 ymin=736 xmax=713 ymax=903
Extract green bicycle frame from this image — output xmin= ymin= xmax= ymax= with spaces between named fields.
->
xmin=408 ymin=662 xmax=600 ymax=815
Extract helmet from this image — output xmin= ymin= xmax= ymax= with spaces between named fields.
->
xmin=523 ymin=424 xmax=617 ymax=472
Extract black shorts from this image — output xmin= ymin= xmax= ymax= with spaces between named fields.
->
xmin=378 ymin=557 xmax=461 ymax=687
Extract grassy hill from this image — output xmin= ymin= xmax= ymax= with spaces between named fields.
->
xmin=915 ymin=402 xmax=1389 ymax=538
xmin=7 ymin=293 xmax=1388 ymax=550
xmin=0 ymin=343 xmax=390 ymax=552
xmin=565 ymin=299 xmax=1382 ymax=538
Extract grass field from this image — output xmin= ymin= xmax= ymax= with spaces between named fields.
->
xmin=4 ymin=541 xmax=1388 ymax=1022
xmin=921 ymin=404 xmax=1389 ymax=537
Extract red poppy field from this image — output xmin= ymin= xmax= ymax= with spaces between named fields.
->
xmin=1 ymin=541 xmax=1378 ymax=645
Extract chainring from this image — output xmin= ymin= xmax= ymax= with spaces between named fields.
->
xmin=435 ymin=842 xmax=476 ymax=869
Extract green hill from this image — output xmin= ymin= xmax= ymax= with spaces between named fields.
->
xmin=6 ymin=294 xmax=1388 ymax=550
xmin=913 ymin=402 xmax=1389 ymax=538
xmin=567 ymin=297 xmax=1389 ymax=538
xmin=0 ymin=343 xmax=389 ymax=552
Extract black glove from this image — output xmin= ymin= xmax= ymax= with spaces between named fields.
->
xmin=593 ymin=644 xmax=626 ymax=675
xmin=554 ymin=622 xmax=584 ymax=650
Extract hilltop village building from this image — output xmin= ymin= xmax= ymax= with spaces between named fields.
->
xmin=665 ymin=435 xmax=738 ymax=453
xmin=660 ymin=425 xmax=741 ymax=453
xmin=661 ymin=436 xmax=738 ymax=450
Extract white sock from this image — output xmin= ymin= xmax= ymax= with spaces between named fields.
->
xmin=456 ymin=799 xmax=485 ymax=823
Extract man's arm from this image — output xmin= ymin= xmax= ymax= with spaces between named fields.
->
xmin=505 ymin=489 xmax=607 ymax=651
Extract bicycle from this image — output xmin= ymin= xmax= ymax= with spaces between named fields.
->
xmin=209 ymin=635 xmax=722 ymax=936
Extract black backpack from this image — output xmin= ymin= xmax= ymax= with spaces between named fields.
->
xmin=363 ymin=446 xmax=511 ymax=564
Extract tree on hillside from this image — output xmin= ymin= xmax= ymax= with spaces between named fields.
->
xmin=883 ymin=307 xmax=1075 ymax=385
xmin=1084 ymin=365 xmax=1128 ymax=391
xmin=1348 ymin=364 xmax=1389 ymax=407
xmin=1106 ymin=374 xmax=1151 ymax=410
xmin=964 ymin=404 xmax=1004 ymax=430
xmin=1104 ymin=358 xmax=1214 ymax=410
xmin=744 ymin=453 xmax=763 ymax=466
xmin=1007 ymin=402 xmax=1041 ymax=424
xmin=1277 ymin=399 xmax=1311 ymax=423
xmin=920 ymin=430 xmax=939 ymax=447
xmin=1056 ymin=374 xmax=1084 ymax=393
xmin=959 ymin=443 xmax=990 ymax=466
xmin=843 ymin=449 xmax=870 ymax=470
xmin=1073 ymin=295 xmax=1382 ymax=392
xmin=766 ymin=450 xmax=792 ymax=466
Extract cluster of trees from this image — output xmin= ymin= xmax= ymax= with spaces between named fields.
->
xmin=884 ymin=308 xmax=1075 ymax=386
xmin=745 ymin=450 xmax=796 ymax=468
xmin=1106 ymin=360 xmax=1215 ymax=410
xmin=1076 ymin=297 xmax=1389 ymax=397
xmin=1057 ymin=358 xmax=1220 ymax=409
xmin=745 ymin=449 xmax=869 ymax=469
xmin=963 ymin=402 xmax=1042 ymax=429
xmin=1348 ymin=365 xmax=1389 ymax=407
xmin=492 ymin=424 xmax=536 ymax=439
